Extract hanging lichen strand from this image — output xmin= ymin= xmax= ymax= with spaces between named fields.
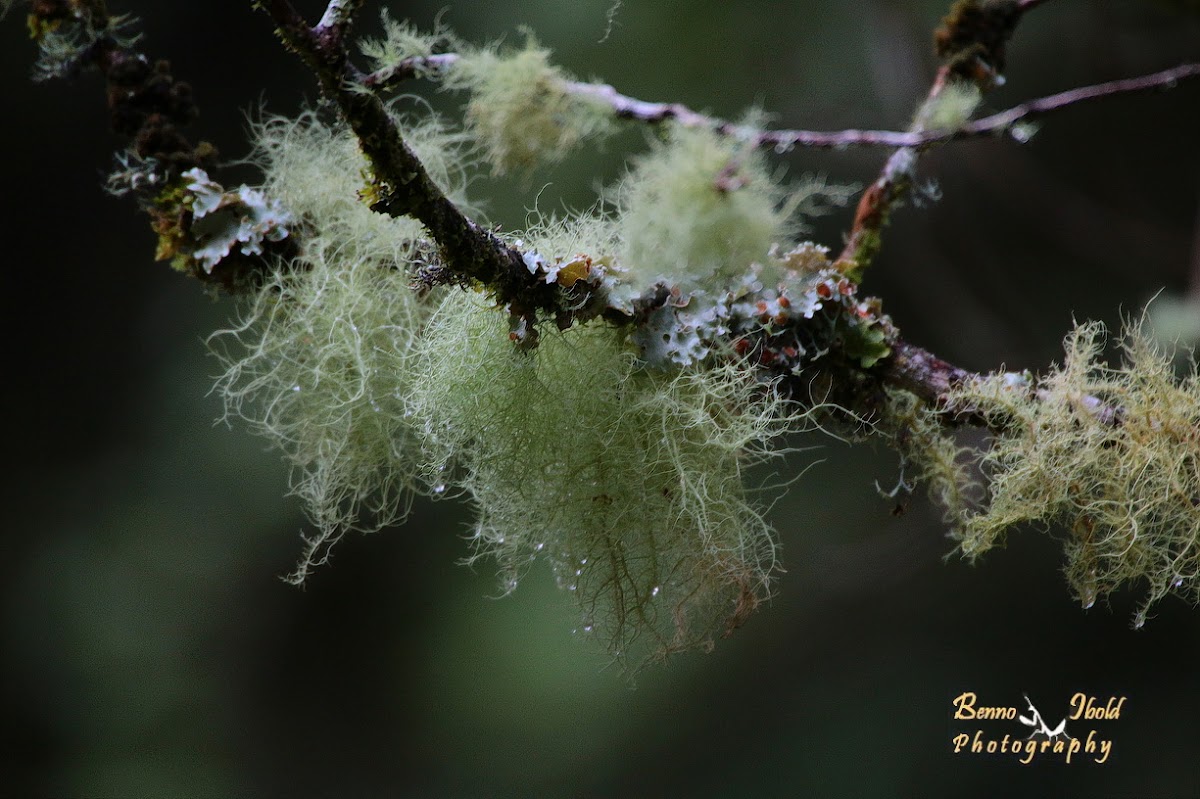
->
xmin=408 ymin=293 xmax=811 ymax=662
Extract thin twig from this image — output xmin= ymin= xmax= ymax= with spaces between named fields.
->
xmin=961 ymin=64 xmax=1200 ymax=139
xmin=837 ymin=60 xmax=1200 ymax=265
xmin=838 ymin=0 xmax=1033 ymax=267
xmin=361 ymin=52 xmax=459 ymax=89
xmin=365 ymin=55 xmax=1198 ymax=154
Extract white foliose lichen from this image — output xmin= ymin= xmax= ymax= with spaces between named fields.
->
xmin=183 ymin=168 xmax=293 ymax=274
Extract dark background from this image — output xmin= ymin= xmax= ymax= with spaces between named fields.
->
xmin=2 ymin=1 xmax=1199 ymax=796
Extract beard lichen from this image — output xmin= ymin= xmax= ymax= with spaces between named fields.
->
xmin=211 ymin=111 xmax=473 ymax=582
xmin=212 ymin=250 xmax=431 ymax=584
xmin=616 ymin=126 xmax=795 ymax=293
xmin=950 ymin=321 xmax=1200 ymax=626
xmin=209 ymin=105 xmax=846 ymax=665
xmin=408 ymin=291 xmax=811 ymax=665
xmin=443 ymin=35 xmax=615 ymax=175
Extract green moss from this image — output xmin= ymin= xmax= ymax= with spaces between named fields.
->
xmin=408 ymin=291 xmax=809 ymax=665
xmin=951 ymin=320 xmax=1200 ymax=625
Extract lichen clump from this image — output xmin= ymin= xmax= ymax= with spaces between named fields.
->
xmin=617 ymin=127 xmax=796 ymax=292
xmin=209 ymin=106 xmax=821 ymax=661
xmin=409 ymin=292 xmax=804 ymax=662
xmin=445 ymin=36 xmax=614 ymax=174
xmin=951 ymin=322 xmax=1200 ymax=625
xmin=211 ymin=112 xmax=472 ymax=582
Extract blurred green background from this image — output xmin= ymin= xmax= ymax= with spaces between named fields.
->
xmin=2 ymin=1 xmax=1198 ymax=796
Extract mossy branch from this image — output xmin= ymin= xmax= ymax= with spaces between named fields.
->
xmin=11 ymin=0 xmax=1200 ymax=664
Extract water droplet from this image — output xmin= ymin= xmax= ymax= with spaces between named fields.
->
xmin=292 ymin=385 xmax=301 ymax=392
xmin=579 ymin=558 xmax=588 ymax=565
xmin=433 ymin=484 xmax=446 ymax=495
xmin=583 ymin=624 xmax=593 ymax=633
xmin=535 ymin=543 xmax=545 ymax=552
xmin=651 ymin=585 xmax=661 ymax=597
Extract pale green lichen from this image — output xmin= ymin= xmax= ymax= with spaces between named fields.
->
xmin=951 ymin=320 xmax=1200 ymax=625
xmin=616 ymin=126 xmax=813 ymax=293
xmin=211 ymin=111 xmax=474 ymax=582
xmin=881 ymin=387 xmax=979 ymax=521
xmin=250 ymin=108 xmax=478 ymax=245
xmin=915 ymin=79 xmax=982 ymax=131
xmin=212 ymin=250 xmax=430 ymax=583
xmin=207 ymin=105 xmax=854 ymax=662
xmin=408 ymin=290 xmax=812 ymax=665
xmin=444 ymin=36 xmax=614 ymax=174
xmin=358 ymin=10 xmax=455 ymax=74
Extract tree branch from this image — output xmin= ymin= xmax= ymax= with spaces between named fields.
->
xmin=256 ymin=0 xmax=558 ymax=326
xmin=958 ymin=64 xmax=1200 ymax=140
xmin=316 ymin=0 xmax=364 ymax=34
xmin=14 ymin=0 xmax=1174 ymax=436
